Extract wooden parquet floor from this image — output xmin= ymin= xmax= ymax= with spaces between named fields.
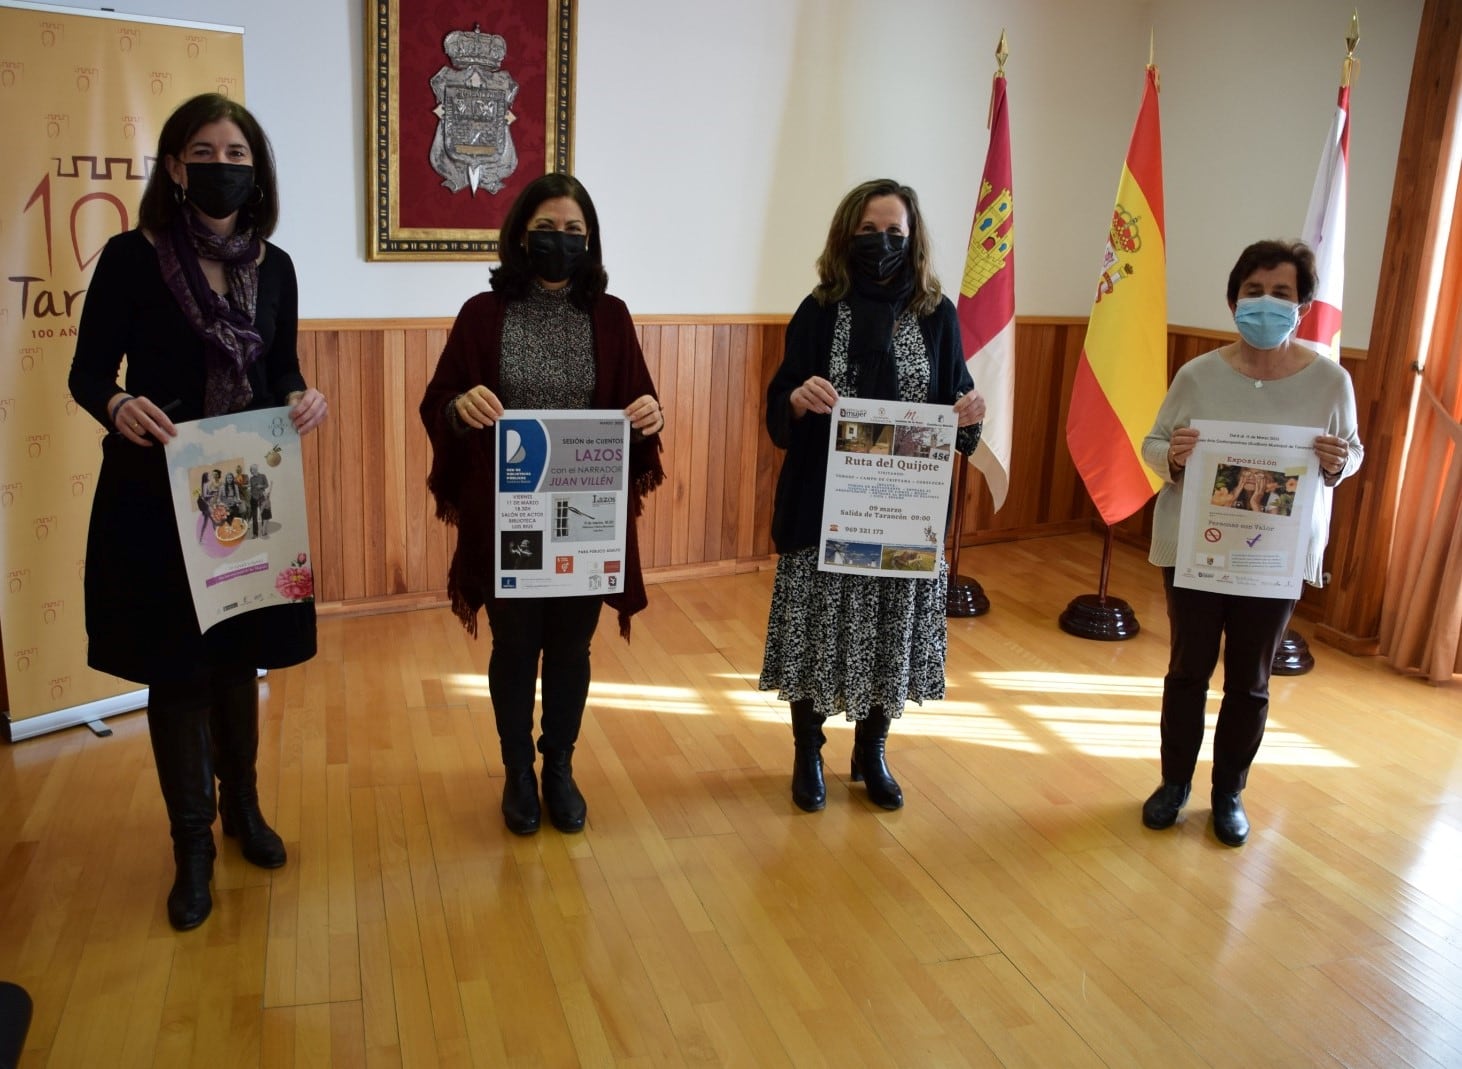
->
xmin=2 ymin=533 xmax=1459 ymax=1067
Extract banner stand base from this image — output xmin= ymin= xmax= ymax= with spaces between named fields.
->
xmin=3 ymin=689 xmax=147 ymax=743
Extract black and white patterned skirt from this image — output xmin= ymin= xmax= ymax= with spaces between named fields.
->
xmin=758 ymin=547 xmax=950 ymax=720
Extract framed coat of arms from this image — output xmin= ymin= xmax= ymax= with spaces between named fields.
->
xmin=366 ymin=0 xmax=575 ymax=261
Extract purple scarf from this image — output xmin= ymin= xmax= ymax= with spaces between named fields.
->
xmin=155 ymin=210 xmax=263 ymax=416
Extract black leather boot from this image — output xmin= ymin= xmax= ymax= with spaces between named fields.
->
xmin=146 ymin=686 xmax=217 ymax=931
xmin=210 ymin=672 xmax=286 ymax=869
xmin=851 ymin=712 xmax=903 ymax=810
xmin=789 ymin=699 xmax=826 ymax=812
xmin=541 ymin=749 xmax=587 ymax=833
xmin=502 ymin=765 xmax=541 ymax=835
xmin=1211 ymin=789 xmax=1250 ymax=847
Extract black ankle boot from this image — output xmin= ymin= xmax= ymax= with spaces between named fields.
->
xmin=502 ymin=765 xmax=541 ymax=835
xmin=851 ymin=713 xmax=903 ymax=810
xmin=168 ymin=842 xmax=216 ymax=931
xmin=541 ymin=750 xmax=587 ymax=832
xmin=147 ymin=684 xmax=219 ymax=931
xmin=789 ymin=699 xmax=826 ymax=812
xmin=1211 ymin=789 xmax=1250 ymax=847
xmin=210 ymin=672 xmax=286 ymax=868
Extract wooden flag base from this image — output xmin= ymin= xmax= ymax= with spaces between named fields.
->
xmin=1059 ymin=593 xmax=1140 ymax=641
xmin=946 ymin=576 xmax=990 ymax=617
xmin=1271 ymin=628 xmax=1315 ymax=675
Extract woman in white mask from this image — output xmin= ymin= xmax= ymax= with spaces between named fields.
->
xmin=1138 ymin=240 xmax=1362 ymax=847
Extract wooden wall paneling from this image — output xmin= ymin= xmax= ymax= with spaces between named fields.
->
xmin=701 ymin=325 xmax=731 ymax=564
xmin=684 ymin=324 xmax=714 ymax=566
xmin=647 ymin=326 xmax=675 ymax=570
xmin=634 ymin=324 xmax=663 ymax=569
xmin=402 ymin=328 xmax=430 ymax=595
xmin=358 ymin=331 xmax=387 ymax=599
xmin=337 ymin=330 xmax=368 ymax=601
xmin=298 ymin=331 xmax=324 ymax=597
xmin=312 ymin=330 xmax=344 ymax=603
xmin=422 ymin=328 xmax=453 ymax=597
xmin=381 ymin=329 xmax=408 ymax=596
xmin=722 ymin=325 xmax=750 ymax=560
xmin=671 ymin=326 xmax=698 ymax=565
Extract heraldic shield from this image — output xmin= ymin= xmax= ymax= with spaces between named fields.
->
xmin=429 ymin=26 xmax=520 ymax=196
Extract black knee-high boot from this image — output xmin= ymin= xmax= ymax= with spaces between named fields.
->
xmin=146 ymin=684 xmax=217 ymax=930
xmin=851 ymin=711 xmax=903 ymax=810
xmin=209 ymin=670 xmax=287 ymax=869
xmin=789 ymin=699 xmax=826 ymax=812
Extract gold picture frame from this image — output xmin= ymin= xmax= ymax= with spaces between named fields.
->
xmin=366 ymin=0 xmax=574 ymax=261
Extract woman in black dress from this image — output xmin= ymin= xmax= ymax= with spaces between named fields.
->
xmin=69 ymin=94 xmax=328 ymax=930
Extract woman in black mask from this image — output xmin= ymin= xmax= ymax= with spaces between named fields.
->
xmin=420 ymin=173 xmax=665 ymax=837
xmin=69 ymin=94 xmax=328 ymax=930
xmin=760 ymin=179 xmax=985 ymax=813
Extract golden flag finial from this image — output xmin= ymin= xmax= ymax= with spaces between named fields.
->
xmin=995 ymin=28 xmax=1008 ymax=76
xmin=1343 ymin=10 xmax=1360 ymax=87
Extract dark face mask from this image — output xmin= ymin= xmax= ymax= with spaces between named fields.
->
xmin=184 ymin=162 xmax=255 ymax=220
xmin=525 ymin=230 xmax=588 ymax=283
xmin=850 ymin=231 xmax=908 ymax=281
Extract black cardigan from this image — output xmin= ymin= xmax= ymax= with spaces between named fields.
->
xmin=765 ymin=293 xmax=980 ymax=554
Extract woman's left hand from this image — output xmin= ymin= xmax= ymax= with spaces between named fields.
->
xmin=953 ymin=389 xmax=986 ymax=428
xmin=625 ymin=394 xmax=664 ymax=436
xmin=1314 ymin=434 xmax=1348 ymax=477
xmin=288 ymin=388 xmax=328 ymax=434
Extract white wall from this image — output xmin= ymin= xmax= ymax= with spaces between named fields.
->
xmin=38 ymin=0 xmax=1423 ymax=345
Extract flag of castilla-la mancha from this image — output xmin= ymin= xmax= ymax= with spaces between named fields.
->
xmin=1065 ymin=65 xmax=1167 ymax=527
xmin=957 ymin=71 xmax=1015 ymax=512
xmin=1296 ymin=81 xmax=1350 ymax=360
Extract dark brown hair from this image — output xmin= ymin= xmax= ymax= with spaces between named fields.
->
xmin=489 ymin=173 xmax=608 ymax=310
xmin=1226 ymin=240 xmax=1318 ymax=305
xmin=137 ymin=93 xmax=279 ymax=238
xmin=813 ymin=179 xmax=941 ymax=317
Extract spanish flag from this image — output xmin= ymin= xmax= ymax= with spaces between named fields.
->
xmin=957 ymin=69 xmax=1015 ymax=511
xmin=1065 ymin=65 xmax=1167 ymax=526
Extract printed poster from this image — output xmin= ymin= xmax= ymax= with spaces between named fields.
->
xmin=495 ymin=409 xmax=629 ymax=597
xmin=818 ymin=398 xmax=957 ymax=578
xmin=1174 ymin=419 xmax=1322 ymax=598
xmin=163 ymin=407 xmax=313 ymax=631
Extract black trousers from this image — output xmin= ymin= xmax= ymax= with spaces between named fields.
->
xmin=482 ymin=595 xmax=603 ymax=767
xmin=1159 ymin=568 xmax=1296 ymax=793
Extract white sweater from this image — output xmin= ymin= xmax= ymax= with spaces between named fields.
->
xmin=1141 ymin=349 xmax=1363 ymax=587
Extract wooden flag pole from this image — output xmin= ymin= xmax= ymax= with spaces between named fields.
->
xmin=945 ymin=456 xmax=989 ymax=617
xmin=1058 ymin=523 xmax=1140 ymax=640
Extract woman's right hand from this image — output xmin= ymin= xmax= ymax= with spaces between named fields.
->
xmin=111 ymin=393 xmax=178 ymax=446
xmin=454 ymin=385 xmax=503 ymax=430
xmin=789 ymin=375 xmax=838 ymax=418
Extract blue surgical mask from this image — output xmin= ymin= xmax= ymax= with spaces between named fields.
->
xmin=1233 ymin=295 xmax=1300 ymax=350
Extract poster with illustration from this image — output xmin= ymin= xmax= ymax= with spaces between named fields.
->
xmin=163 ymin=407 xmax=313 ymax=631
xmin=1174 ymin=419 xmax=1322 ymax=598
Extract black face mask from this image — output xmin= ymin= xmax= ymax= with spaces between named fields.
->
xmin=525 ymin=230 xmax=588 ymax=283
xmin=184 ymin=162 xmax=255 ymax=220
xmin=850 ymin=231 xmax=908 ymax=281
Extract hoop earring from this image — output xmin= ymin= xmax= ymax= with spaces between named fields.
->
xmin=250 ymin=185 xmax=264 ymax=207
xmin=172 ymin=183 xmax=187 ymax=206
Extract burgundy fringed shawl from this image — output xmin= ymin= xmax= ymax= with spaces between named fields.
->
xmin=420 ymin=291 xmax=665 ymax=638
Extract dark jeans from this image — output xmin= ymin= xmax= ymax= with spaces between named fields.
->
xmin=1159 ymin=568 xmax=1296 ymax=793
xmin=482 ymin=595 xmax=603 ymax=767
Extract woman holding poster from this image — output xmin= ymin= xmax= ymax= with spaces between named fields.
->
xmin=421 ymin=174 xmax=665 ymax=838
xmin=69 ymin=94 xmax=328 ymax=930
xmin=759 ymin=179 xmax=985 ymax=813
xmin=1140 ymin=240 xmax=1362 ymax=847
